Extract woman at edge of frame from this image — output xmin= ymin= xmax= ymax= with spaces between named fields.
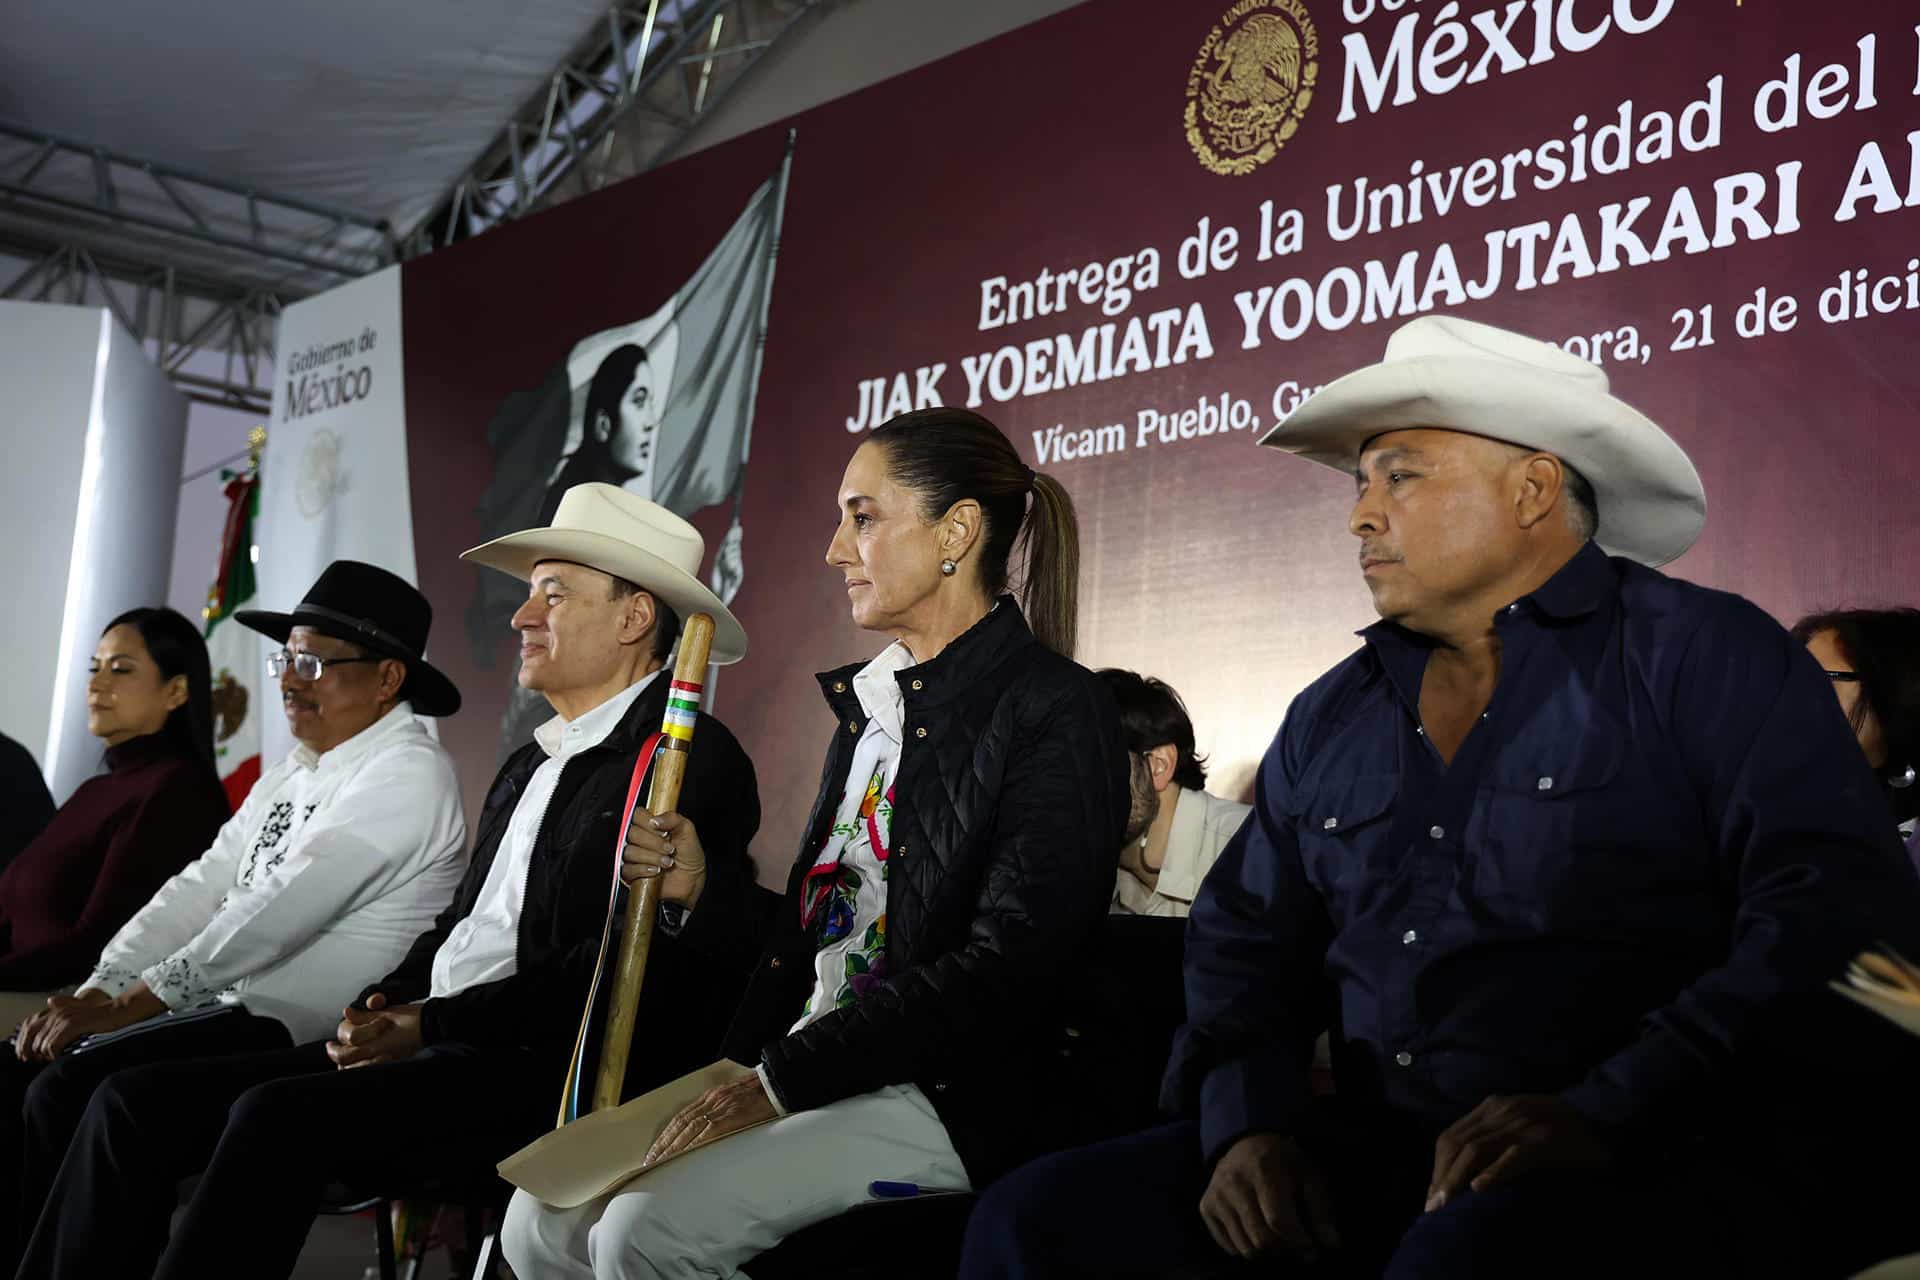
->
xmin=502 ymin=407 xmax=1132 ymax=1277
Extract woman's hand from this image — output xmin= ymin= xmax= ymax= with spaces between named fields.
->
xmin=622 ymin=811 xmax=708 ymax=908
xmin=641 ymin=1074 xmax=776 ymax=1168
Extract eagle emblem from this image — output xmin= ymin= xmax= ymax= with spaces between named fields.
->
xmin=212 ymin=671 xmax=249 ymax=743
xmin=1185 ymin=0 xmax=1320 ymax=176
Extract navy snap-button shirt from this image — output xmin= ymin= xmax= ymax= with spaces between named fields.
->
xmin=1165 ymin=542 xmax=1920 ymax=1163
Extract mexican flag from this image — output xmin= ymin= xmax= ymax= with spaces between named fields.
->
xmin=205 ymin=432 xmax=266 ymax=810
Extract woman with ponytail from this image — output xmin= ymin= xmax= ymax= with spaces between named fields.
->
xmin=505 ymin=408 xmax=1131 ymax=1279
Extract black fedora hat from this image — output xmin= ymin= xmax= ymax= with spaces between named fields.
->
xmin=234 ymin=560 xmax=462 ymax=717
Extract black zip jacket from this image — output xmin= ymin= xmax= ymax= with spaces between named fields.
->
xmin=721 ymin=600 xmax=1129 ymax=1182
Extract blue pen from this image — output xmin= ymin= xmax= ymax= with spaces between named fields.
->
xmin=868 ymin=1180 xmax=969 ymax=1199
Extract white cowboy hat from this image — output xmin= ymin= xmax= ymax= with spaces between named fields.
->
xmin=461 ymin=483 xmax=747 ymax=664
xmin=1257 ymin=316 xmax=1707 ymax=566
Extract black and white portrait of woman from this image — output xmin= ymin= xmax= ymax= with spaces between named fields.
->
xmin=467 ymin=319 xmax=696 ymax=757
xmin=462 ymin=179 xmax=776 ymax=760
xmin=537 ymin=342 xmax=667 ymax=523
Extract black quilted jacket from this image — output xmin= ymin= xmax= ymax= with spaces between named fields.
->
xmin=721 ymin=598 xmax=1129 ymax=1181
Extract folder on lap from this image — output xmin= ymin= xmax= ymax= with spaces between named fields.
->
xmin=500 ymin=1059 xmax=767 ymax=1207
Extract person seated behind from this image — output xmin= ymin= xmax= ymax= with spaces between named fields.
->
xmin=0 ymin=561 xmax=467 ymax=1270
xmin=1081 ymin=670 xmax=1257 ymax=1138
xmin=960 ymin=317 xmax=1920 ymax=1280
xmin=1102 ymin=669 xmax=1249 ymax=918
xmin=0 ymin=609 xmax=228 ymax=1028
xmin=0 ymin=732 xmax=54 ymax=878
xmin=502 ymin=408 xmax=1129 ymax=1280
xmin=1793 ymin=607 xmax=1920 ymax=868
xmin=19 ymin=488 xmax=766 ymax=1280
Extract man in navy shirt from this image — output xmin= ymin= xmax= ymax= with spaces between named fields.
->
xmin=961 ymin=318 xmax=1920 ymax=1278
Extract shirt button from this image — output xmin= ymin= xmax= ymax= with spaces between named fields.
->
xmin=1506 ymin=603 xmax=1521 ymax=615
xmin=1428 ymin=825 xmax=1445 ymax=840
xmin=832 ymin=681 xmax=847 ymax=694
xmin=1537 ymin=776 xmax=1554 ymax=791
xmin=1395 ymin=1051 xmax=1414 ymax=1067
xmin=1322 ymin=817 xmax=1339 ymax=831
xmin=770 ymin=956 xmax=783 ymax=969
xmin=910 ymin=679 xmax=923 ymax=691
xmin=915 ymin=726 xmax=928 ymax=739
xmin=847 ymin=721 xmax=860 ymax=735
xmin=1401 ymin=929 xmax=1418 ymax=945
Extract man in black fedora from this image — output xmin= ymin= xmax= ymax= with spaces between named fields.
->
xmin=0 ymin=559 xmax=469 ymax=1270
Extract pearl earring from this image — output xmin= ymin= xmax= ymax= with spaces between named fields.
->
xmin=940 ymin=559 xmax=957 ymax=576
xmin=1893 ymin=764 xmax=1916 ymax=790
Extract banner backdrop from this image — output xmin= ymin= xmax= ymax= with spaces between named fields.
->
xmin=397 ymin=0 xmax=1920 ymax=875
xmin=462 ymin=156 xmax=790 ymax=750
xmin=259 ymin=264 xmax=417 ymax=765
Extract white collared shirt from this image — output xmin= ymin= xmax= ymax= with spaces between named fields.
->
xmin=429 ymin=671 xmax=661 ymax=1000
xmin=1111 ymin=786 xmax=1252 ymax=918
xmin=87 ymin=703 xmax=468 ymax=1044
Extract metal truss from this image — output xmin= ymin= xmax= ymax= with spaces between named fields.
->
xmin=0 ymin=121 xmax=398 ymax=410
xmin=0 ymin=121 xmax=393 ymax=300
xmin=0 ymin=234 xmax=279 ymax=414
xmin=0 ymin=0 xmax=815 ymax=403
xmin=409 ymin=0 xmax=821 ymax=252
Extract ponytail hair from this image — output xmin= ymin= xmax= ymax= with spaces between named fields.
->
xmin=1022 ymin=472 xmax=1080 ymax=659
xmin=867 ymin=408 xmax=1082 ymax=657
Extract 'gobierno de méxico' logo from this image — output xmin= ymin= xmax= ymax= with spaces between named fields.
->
xmin=1185 ymin=0 xmax=1320 ymax=176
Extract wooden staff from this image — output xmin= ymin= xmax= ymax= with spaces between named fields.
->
xmin=591 ymin=612 xmax=715 ymax=1113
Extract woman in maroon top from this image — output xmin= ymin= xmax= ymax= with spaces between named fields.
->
xmin=0 ymin=609 xmax=228 ymax=1030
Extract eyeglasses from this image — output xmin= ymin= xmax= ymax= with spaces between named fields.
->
xmin=1822 ymin=670 xmax=1862 ymax=683
xmin=267 ymin=649 xmax=382 ymax=681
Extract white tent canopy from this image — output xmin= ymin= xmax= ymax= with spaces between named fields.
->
xmin=1 ymin=0 xmax=610 ymax=248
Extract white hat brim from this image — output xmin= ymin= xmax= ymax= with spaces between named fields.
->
xmin=1256 ymin=354 xmax=1706 ymax=566
xmin=460 ymin=528 xmax=748 ymax=665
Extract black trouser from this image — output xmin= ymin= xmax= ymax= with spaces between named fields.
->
xmin=962 ymin=998 xmax=1920 ymax=1280
xmin=19 ymin=1037 xmax=553 ymax=1280
xmin=0 ymin=1007 xmax=290 ymax=1273
xmin=959 ymin=1108 xmax=1752 ymax=1280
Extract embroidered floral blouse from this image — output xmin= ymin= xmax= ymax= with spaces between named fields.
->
xmin=791 ymin=641 xmax=915 ymax=1033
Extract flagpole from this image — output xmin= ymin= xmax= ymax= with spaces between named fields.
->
xmin=705 ymin=130 xmax=796 ymax=708
xmin=734 ymin=128 xmax=795 ymax=479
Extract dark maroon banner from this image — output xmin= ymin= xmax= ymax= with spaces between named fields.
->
xmin=404 ymin=0 xmax=1920 ymax=875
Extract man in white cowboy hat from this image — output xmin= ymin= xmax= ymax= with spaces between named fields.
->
xmin=19 ymin=486 xmax=771 ymax=1280
xmin=961 ymin=317 xmax=1920 ymax=1278
xmin=0 ymin=559 xmax=469 ymax=1270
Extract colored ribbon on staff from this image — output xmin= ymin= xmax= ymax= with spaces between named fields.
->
xmin=663 ymin=678 xmax=702 ymax=742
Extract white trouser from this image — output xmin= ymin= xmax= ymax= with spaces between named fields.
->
xmin=502 ymin=1083 xmax=970 ymax=1280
